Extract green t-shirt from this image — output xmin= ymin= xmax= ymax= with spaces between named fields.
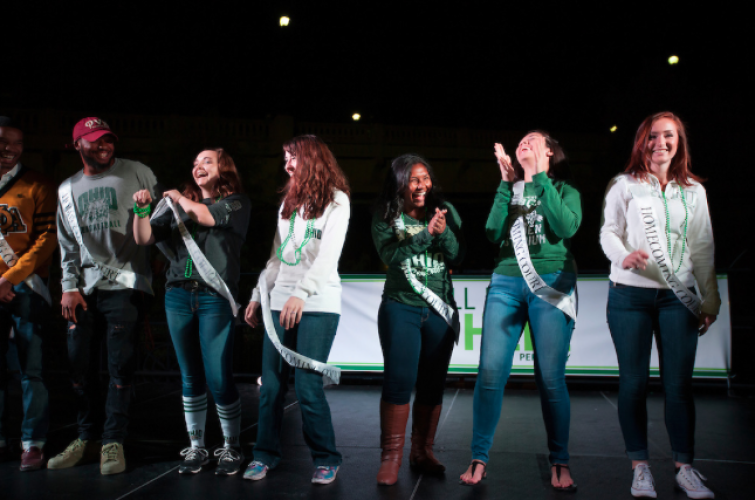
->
xmin=487 ymin=172 xmax=582 ymax=276
xmin=371 ymin=202 xmax=465 ymax=307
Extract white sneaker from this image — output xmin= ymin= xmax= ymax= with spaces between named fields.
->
xmin=676 ymin=464 xmax=715 ymax=499
xmin=631 ymin=464 xmax=657 ymax=498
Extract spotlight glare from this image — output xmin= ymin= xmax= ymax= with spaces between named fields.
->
xmin=352 ymin=113 xmax=361 ymax=122
xmin=610 ymin=125 xmax=618 ymax=133
xmin=280 ymin=16 xmax=290 ymax=27
xmin=257 ymin=377 xmax=263 ymax=386
xmin=668 ymin=55 xmax=679 ymax=65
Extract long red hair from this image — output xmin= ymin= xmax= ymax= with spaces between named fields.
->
xmin=181 ymin=148 xmax=243 ymax=202
xmin=280 ymin=135 xmax=350 ymax=219
xmin=625 ymin=111 xmax=704 ymax=187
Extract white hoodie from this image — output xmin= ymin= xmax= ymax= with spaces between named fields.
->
xmin=600 ymin=173 xmax=720 ymax=315
xmin=251 ymin=190 xmax=350 ymax=313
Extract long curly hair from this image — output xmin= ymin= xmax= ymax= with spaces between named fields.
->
xmin=511 ymin=130 xmax=570 ymax=181
xmin=280 ymin=135 xmax=351 ymax=219
xmin=181 ymin=148 xmax=243 ymax=202
xmin=625 ymin=111 xmax=704 ymax=186
xmin=374 ymin=153 xmax=446 ymax=222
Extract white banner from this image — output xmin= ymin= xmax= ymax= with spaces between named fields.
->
xmin=328 ymin=275 xmax=731 ymax=378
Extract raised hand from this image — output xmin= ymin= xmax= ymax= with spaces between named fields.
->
xmin=132 ymin=189 xmax=152 ymax=208
xmin=530 ymin=135 xmax=551 ymax=174
xmin=428 ymin=207 xmax=447 ymax=236
xmin=494 ymin=143 xmax=514 ymax=181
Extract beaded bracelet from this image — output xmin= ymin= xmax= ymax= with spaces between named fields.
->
xmin=134 ymin=203 xmax=151 ymax=218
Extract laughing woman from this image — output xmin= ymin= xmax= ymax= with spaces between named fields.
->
xmin=600 ymin=112 xmax=720 ymax=499
xmin=371 ymin=154 xmax=465 ymax=486
xmin=133 ymin=148 xmax=251 ymax=475
xmin=244 ymin=135 xmax=350 ymax=486
xmin=460 ymin=132 xmax=581 ymax=491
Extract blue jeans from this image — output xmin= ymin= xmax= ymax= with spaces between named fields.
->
xmin=0 ymin=282 xmax=50 ymax=446
xmin=377 ymin=298 xmax=456 ymax=406
xmin=254 ymin=311 xmax=342 ymax=468
xmin=165 ymin=287 xmax=239 ymax=405
xmin=472 ymin=272 xmax=576 ymax=465
xmin=67 ymin=289 xmax=145 ymax=444
xmin=607 ymin=282 xmax=699 ymax=464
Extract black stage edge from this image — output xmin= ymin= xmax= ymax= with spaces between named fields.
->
xmin=2 ymin=382 xmax=753 ymax=500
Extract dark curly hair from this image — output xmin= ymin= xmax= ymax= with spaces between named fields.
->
xmin=374 ymin=153 xmax=446 ymax=222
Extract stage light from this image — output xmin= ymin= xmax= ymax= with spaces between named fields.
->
xmin=352 ymin=113 xmax=361 ymax=122
xmin=280 ymin=16 xmax=290 ymax=27
xmin=668 ymin=55 xmax=679 ymax=65
xmin=610 ymin=125 xmax=618 ymax=133
xmin=257 ymin=377 xmax=263 ymax=386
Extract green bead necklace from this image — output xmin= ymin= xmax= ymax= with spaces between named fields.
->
xmin=661 ymin=185 xmax=688 ymax=273
xmin=402 ymin=213 xmax=429 ymax=294
xmin=276 ymin=210 xmax=316 ymax=266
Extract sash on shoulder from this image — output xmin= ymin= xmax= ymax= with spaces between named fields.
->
xmin=0 ymin=231 xmax=51 ymax=305
xmin=58 ymin=179 xmax=151 ymax=292
xmin=393 ymin=216 xmax=460 ymax=341
xmin=509 ymin=181 xmax=578 ymax=321
xmin=627 ymin=180 xmax=701 ymax=318
xmin=153 ymin=198 xmax=240 ymax=316
xmin=257 ymin=270 xmax=341 ymax=386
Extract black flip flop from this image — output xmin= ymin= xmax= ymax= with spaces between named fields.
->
xmin=460 ymin=460 xmax=487 ymax=486
xmin=552 ymin=464 xmax=578 ymax=492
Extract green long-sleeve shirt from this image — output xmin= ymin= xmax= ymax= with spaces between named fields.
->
xmin=371 ymin=202 xmax=465 ymax=307
xmin=487 ymin=172 xmax=582 ymax=276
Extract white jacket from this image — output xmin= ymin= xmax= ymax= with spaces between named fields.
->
xmin=251 ymin=190 xmax=350 ymax=314
xmin=600 ymin=173 xmax=721 ymax=315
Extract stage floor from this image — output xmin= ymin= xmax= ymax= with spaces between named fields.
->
xmin=2 ymin=381 xmax=753 ymax=499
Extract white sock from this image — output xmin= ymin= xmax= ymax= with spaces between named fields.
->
xmin=183 ymin=394 xmax=208 ymax=448
xmin=216 ymin=399 xmax=241 ymax=448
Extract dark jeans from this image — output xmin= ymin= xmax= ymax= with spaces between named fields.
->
xmin=472 ymin=272 xmax=576 ymax=465
xmin=607 ymin=282 xmax=699 ymax=464
xmin=165 ymin=287 xmax=239 ymax=405
xmin=377 ymin=298 xmax=456 ymax=406
xmin=67 ymin=289 xmax=145 ymax=445
xmin=0 ymin=282 xmax=50 ymax=445
xmin=254 ymin=311 xmax=342 ymax=468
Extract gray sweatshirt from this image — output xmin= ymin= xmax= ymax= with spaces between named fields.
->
xmin=57 ymin=158 xmax=160 ymax=295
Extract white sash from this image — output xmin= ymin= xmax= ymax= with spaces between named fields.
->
xmin=628 ymin=181 xmax=701 ymax=318
xmin=392 ymin=216 xmax=458 ymax=332
xmin=257 ymin=270 xmax=341 ymax=385
xmin=58 ymin=179 xmax=151 ymax=292
xmin=0 ymin=231 xmax=51 ymax=305
xmin=510 ymin=181 xmax=578 ymax=321
xmin=153 ymin=198 xmax=240 ymax=317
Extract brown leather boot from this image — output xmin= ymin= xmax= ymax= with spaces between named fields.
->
xmin=409 ymin=403 xmax=445 ymax=474
xmin=376 ymin=400 xmax=410 ymax=486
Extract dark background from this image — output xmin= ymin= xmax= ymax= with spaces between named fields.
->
xmin=2 ymin=3 xmax=753 ymax=381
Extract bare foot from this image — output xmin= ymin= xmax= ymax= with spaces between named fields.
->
xmin=459 ymin=460 xmax=486 ymax=485
xmin=551 ymin=464 xmax=574 ymax=488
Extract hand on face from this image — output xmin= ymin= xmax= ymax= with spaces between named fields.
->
xmin=428 ymin=207 xmax=447 ymax=236
xmin=133 ymin=189 xmax=153 ymax=208
xmin=494 ymin=143 xmax=514 ymax=181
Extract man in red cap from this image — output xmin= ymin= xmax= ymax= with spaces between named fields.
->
xmin=48 ymin=117 xmax=160 ymax=475
xmin=0 ymin=116 xmax=57 ymax=471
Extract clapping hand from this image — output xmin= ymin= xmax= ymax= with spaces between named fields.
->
xmin=428 ymin=207 xmax=447 ymax=236
xmin=494 ymin=143 xmax=514 ymax=181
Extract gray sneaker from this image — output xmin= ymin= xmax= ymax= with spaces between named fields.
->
xmin=47 ymin=439 xmax=98 ymax=470
xmin=100 ymin=443 xmax=126 ymax=475
xmin=178 ymin=447 xmax=209 ymax=474
xmin=631 ymin=464 xmax=657 ymax=498
xmin=675 ymin=465 xmax=714 ymax=499
xmin=214 ymin=447 xmax=244 ymax=476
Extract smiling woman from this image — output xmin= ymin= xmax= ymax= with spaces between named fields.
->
xmin=131 ymin=147 xmax=251 ymax=476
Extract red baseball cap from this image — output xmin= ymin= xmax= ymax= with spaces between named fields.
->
xmin=72 ymin=117 xmax=119 ymax=143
